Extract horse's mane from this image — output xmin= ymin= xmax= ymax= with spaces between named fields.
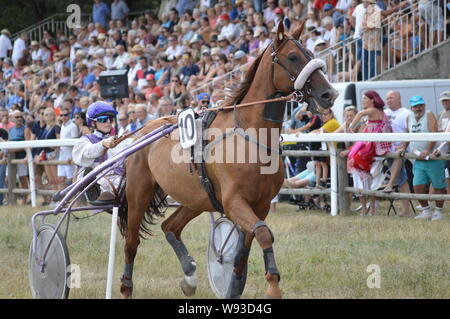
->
xmin=221 ymin=50 xmax=265 ymax=107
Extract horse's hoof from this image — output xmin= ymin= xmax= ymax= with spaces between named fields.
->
xmin=180 ymin=278 xmax=196 ymax=297
xmin=120 ymin=285 xmax=133 ymax=299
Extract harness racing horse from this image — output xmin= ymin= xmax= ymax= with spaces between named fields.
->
xmin=118 ymin=22 xmax=337 ymax=299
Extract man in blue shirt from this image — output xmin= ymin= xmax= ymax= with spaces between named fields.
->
xmin=111 ymin=0 xmax=129 ymax=22
xmin=93 ymin=0 xmax=110 ymax=29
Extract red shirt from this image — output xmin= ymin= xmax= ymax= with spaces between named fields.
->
xmin=314 ymin=0 xmax=337 ymax=10
xmin=145 ymin=86 xmax=163 ymax=99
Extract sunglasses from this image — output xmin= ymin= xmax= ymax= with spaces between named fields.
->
xmin=61 ymin=113 xmax=70 ymax=117
xmin=15 ymin=116 xmax=23 ymax=119
xmin=119 ymin=118 xmax=128 ymax=121
xmin=201 ymin=100 xmax=210 ymax=104
xmin=94 ymin=115 xmax=114 ymax=123
xmin=75 ymin=116 xmax=81 ymax=119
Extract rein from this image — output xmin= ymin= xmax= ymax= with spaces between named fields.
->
xmin=206 ymin=94 xmax=295 ymax=112
xmin=205 ymin=36 xmax=324 ymax=114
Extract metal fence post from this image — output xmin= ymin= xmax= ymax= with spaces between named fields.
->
xmin=7 ymin=154 xmax=17 ymax=205
xmin=26 ymin=148 xmax=37 ymax=208
xmin=329 ymin=142 xmax=338 ymax=216
xmin=337 ymin=148 xmax=349 ymax=215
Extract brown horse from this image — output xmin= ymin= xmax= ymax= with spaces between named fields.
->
xmin=118 ymin=22 xmax=337 ymax=299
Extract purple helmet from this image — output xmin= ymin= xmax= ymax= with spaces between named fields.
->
xmin=86 ymin=101 xmax=118 ymax=126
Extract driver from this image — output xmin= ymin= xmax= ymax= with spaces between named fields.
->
xmin=72 ymin=101 xmax=131 ymax=201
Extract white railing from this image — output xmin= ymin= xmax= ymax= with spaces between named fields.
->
xmin=2 ymin=133 xmax=450 ymax=214
xmin=0 ymin=139 xmax=78 ymax=207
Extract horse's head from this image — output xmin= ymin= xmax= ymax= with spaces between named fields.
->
xmin=269 ymin=22 xmax=338 ymax=112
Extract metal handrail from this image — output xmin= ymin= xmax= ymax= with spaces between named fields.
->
xmin=317 ymin=0 xmax=448 ymax=82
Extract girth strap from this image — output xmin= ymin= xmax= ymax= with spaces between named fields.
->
xmin=197 ymin=111 xmax=225 ymax=215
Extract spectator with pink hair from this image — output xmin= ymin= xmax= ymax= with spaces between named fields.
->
xmin=347 ymin=90 xmax=392 ymax=216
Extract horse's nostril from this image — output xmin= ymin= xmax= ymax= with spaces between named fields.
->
xmin=321 ymin=92 xmax=332 ymax=101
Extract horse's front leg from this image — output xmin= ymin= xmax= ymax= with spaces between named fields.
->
xmin=225 ymin=198 xmax=282 ymax=299
xmin=225 ymin=229 xmax=253 ymax=299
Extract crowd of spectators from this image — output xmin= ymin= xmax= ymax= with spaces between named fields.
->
xmin=0 ymin=0 xmax=447 ymax=208
xmin=284 ymin=89 xmax=450 ymax=220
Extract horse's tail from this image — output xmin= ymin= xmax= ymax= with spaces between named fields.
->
xmin=117 ymin=180 xmax=168 ymax=239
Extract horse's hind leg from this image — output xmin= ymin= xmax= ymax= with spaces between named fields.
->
xmin=161 ymin=206 xmax=202 ymax=296
xmin=120 ymin=172 xmax=155 ymax=299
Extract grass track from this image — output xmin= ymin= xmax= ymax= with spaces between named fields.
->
xmin=0 ymin=202 xmax=448 ymax=299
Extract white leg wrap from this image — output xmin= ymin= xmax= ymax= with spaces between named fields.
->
xmin=184 ymin=269 xmax=197 ymax=288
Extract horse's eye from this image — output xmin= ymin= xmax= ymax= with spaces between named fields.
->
xmin=288 ymin=53 xmax=299 ymax=63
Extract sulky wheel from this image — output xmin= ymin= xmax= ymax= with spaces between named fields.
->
xmin=207 ymin=216 xmax=247 ymax=298
xmin=29 ymin=224 xmax=71 ymax=299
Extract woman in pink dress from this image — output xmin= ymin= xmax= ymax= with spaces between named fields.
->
xmin=347 ymin=90 xmax=392 ymax=216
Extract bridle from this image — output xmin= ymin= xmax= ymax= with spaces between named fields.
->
xmin=270 ymin=36 xmax=327 ymax=104
xmin=206 ymin=36 xmax=327 ymax=113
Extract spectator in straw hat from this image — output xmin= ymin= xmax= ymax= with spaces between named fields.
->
xmin=434 ymin=91 xmax=450 ymax=195
xmin=131 ymin=44 xmax=145 ymax=57
xmin=28 ymin=40 xmax=39 ymax=60
xmin=437 ymin=91 xmax=450 ymax=132
xmin=0 ymin=29 xmax=12 ymax=60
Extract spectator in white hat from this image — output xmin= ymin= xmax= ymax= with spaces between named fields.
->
xmin=254 ymin=26 xmax=271 ymax=55
xmin=433 ymin=91 xmax=450 ymax=195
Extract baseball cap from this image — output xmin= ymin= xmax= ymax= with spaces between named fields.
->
xmin=197 ymin=93 xmax=210 ymax=101
xmin=409 ymin=95 xmax=425 ymax=107
xmin=323 ymin=3 xmax=334 ymax=11
xmin=219 ymin=13 xmax=230 ymax=21
xmin=439 ymin=91 xmax=450 ymax=101
xmin=217 ymin=35 xmax=227 ymax=42
xmin=146 ymin=74 xmax=155 ymax=81
xmin=274 ymin=7 xmax=284 ymax=15
xmin=234 ymin=50 xmax=246 ymax=60
xmin=315 ymin=38 xmax=326 ymax=47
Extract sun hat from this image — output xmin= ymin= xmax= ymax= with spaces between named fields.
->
xmin=439 ymin=91 xmax=450 ymax=101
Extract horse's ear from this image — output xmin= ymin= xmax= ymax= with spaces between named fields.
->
xmin=291 ymin=20 xmax=306 ymax=40
xmin=274 ymin=21 xmax=285 ymax=48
